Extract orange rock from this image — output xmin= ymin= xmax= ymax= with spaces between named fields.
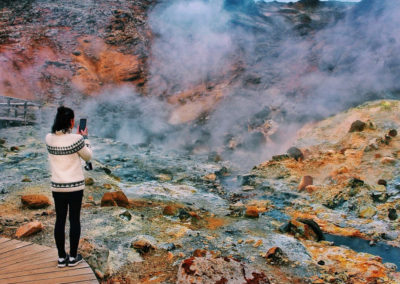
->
xmin=204 ymin=217 xmax=226 ymax=230
xmin=100 ymin=191 xmax=129 ymax=208
xmin=132 ymin=239 xmax=155 ymax=254
xmin=21 ymin=195 xmax=50 ymax=209
xmin=15 ymin=221 xmax=43 ymax=238
xmin=245 ymin=206 xmax=259 ymax=218
xmin=298 ymin=176 xmax=313 ymax=191
xmin=264 ymin=246 xmax=287 ymax=264
xmin=203 ymin=173 xmax=217 ymax=181
xmin=381 ymin=157 xmax=396 ymax=165
xmin=305 ymin=185 xmax=317 ymax=193
xmin=163 ymin=205 xmax=179 ymax=216
xmin=193 ymin=249 xmax=207 ymax=257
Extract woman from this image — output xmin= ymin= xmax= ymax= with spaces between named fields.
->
xmin=46 ymin=106 xmax=92 ymax=268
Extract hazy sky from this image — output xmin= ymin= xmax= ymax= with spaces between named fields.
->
xmin=261 ymin=0 xmax=361 ymax=2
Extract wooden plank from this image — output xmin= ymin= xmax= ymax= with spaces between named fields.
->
xmin=0 ymin=259 xmax=57 ymax=273
xmin=0 ymin=246 xmax=55 ymax=268
xmin=0 ymin=239 xmax=23 ymax=250
xmin=0 ymin=250 xmax=59 ymax=269
xmin=0 ymin=241 xmax=33 ymax=256
xmin=0 ymin=238 xmax=12 ymax=244
xmin=71 ymin=281 xmax=99 ymax=284
xmin=19 ymin=273 xmax=98 ymax=284
xmin=0 ymin=244 xmax=50 ymax=264
xmin=3 ymin=267 xmax=93 ymax=283
xmin=0 ymin=263 xmax=90 ymax=279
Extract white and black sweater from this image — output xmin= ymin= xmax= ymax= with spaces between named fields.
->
xmin=46 ymin=132 xmax=92 ymax=192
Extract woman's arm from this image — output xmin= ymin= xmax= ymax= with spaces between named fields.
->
xmin=78 ymin=138 xmax=92 ymax=161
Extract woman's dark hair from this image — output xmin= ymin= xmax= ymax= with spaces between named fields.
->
xmin=51 ymin=106 xmax=74 ymax=133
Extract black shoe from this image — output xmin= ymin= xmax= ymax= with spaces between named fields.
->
xmin=58 ymin=254 xmax=69 ymax=268
xmin=68 ymin=254 xmax=83 ymax=267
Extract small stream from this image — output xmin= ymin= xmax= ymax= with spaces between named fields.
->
xmin=325 ymin=234 xmax=400 ymax=269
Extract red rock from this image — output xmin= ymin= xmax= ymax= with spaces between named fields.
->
xmin=15 ymin=221 xmax=43 ymax=238
xmin=245 ymin=206 xmax=259 ymax=218
xmin=193 ymin=249 xmax=207 ymax=257
xmin=305 ymin=185 xmax=317 ymax=193
xmin=163 ymin=205 xmax=179 ymax=216
xmin=298 ymin=176 xmax=313 ymax=191
xmin=21 ymin=195 xmax=51 ymax=209
xmin=85 ymin=177 xmax=94 ymax=185
xmin=100 ymin=191 xmax=129 ymax=208
xmin=381 ymin=157 xmax=396 ymax=165
xmin=131 ymin=239 xmax=155 ymax=254
xmin=264 ymin=247 xmax=288 ymax=265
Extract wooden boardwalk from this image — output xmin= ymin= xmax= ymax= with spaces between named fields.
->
xmin=0 ymin=237 xmax=98 ymax=284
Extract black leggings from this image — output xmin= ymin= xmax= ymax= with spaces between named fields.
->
xmin=52 ymin=190 xmax=83 ymax=258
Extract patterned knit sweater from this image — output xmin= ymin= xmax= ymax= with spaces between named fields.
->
xmin=46 ymin=132 xmax=92 ymax=192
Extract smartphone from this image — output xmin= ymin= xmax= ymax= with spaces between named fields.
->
xmin=79 ymin=118 xmax=87 ymax=132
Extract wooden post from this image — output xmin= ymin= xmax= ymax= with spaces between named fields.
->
xmin=6 ymin=98 xmax=10 ymax=117
xmin=23 ymin=101 xmax=27 ymax=124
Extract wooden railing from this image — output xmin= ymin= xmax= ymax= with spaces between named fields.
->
xmin=0 ymin=96 xmax=42 ymax=126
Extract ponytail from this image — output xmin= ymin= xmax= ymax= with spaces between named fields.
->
xmin=51 ymin=106 xmax=74 ymax=133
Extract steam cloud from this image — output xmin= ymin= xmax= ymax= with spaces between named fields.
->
xmin=82 ymin=0 xmax=400 ymax=169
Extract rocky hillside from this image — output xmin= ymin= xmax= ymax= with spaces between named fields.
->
xmin=1 ymin=101 xmax=400 ymax=283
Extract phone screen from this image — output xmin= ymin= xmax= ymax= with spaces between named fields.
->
xmin=79 ymin=118 xmax=87 ymax=132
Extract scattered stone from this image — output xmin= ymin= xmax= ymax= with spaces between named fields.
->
xmin=119 ymin=210 xmax=132 ymax=221
xmin=159 ymin=243 xmax=176 ymax=251
xmin=242 ymin=185 xmax=255 ymax=191
xmin=95 ymin=269 xmax=104 ymax=279
xmin=178 ymin=208 xmax=191 ymax=220
xmin=131 ymin=238 xmax=155 ymax=254
xmin=381 ymin=231 xmax=399 ymax=241
xmin=283 ymin=219 xmax=324 ymax=241
xmin=377 ymin=179 xmax=387 ymax=186
xmin=156 ymin=173 xmax=172 ymax=182
xmin=348 ymin=120 xmax=366 ymax=132
xmin=381 ymin=157 xmax=396 ymax=165
xmin=317 ymin=260 xmax=325 ymax=265
xmin=101 ymin=167 xmax=112 ymax=175
xmin=272 ymin=154 xmax=289 ymax=161
xmin=192 ymin=249 xmax=207 ymax=257
xmin=305 ymin=185 xmax=317 ymax=193
xmin=241 ymin=174 xmax=257 ymax=186
xmin=21 ymin=195 xmax=51 ymax=209
xmin=0 ymin=138 xmax=5 ymax=145
xmin=177 ymin=255 xmax=269 ymax=284
xmin=245 ymin=206 xmax=259 ymax=218
xmin=298 ymin=176 xmax=313 ymax=191
xmin=388 ymin=129 xmax=398 ymax=137
xmin=359 ymin=206 xmax=376 ymax=218
xmin=163 ymin=205 xmax=179 ymax=216
xmin=297 ymin=218 xmax=324 ymax=241
xmin=348 ymin=178 xmax=364 ymax=188
xmin=287 ymin=147 xmax=304 ymax=161
xmin=264 ymin=247 xmax=288 ymax=265
xmin=85 ymin=177 xmax=94 ymax=186
xmin=388 ymin=208 xmax=398 ymax=221
xmin=103 ymin=183 xmax=112 ymax=189
xmin=10 ymin=146 xmax=20 ymax=152
xmin=100 ymin=191 xmax=129 ymax=208
xmin=21 ymin=177 xmax=31 ymax=182
xmin=203 ymin=173 xmax=216 ymax=181
xmin=215 ymin=167 xmax=229 ymax=177
xmin=72 ymin=51 xmax=81 ymax=56
xmin=384 ymin=262 xmax=398 ymax=272
xmin=15 ymin=221 xmax=43 ymax=238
